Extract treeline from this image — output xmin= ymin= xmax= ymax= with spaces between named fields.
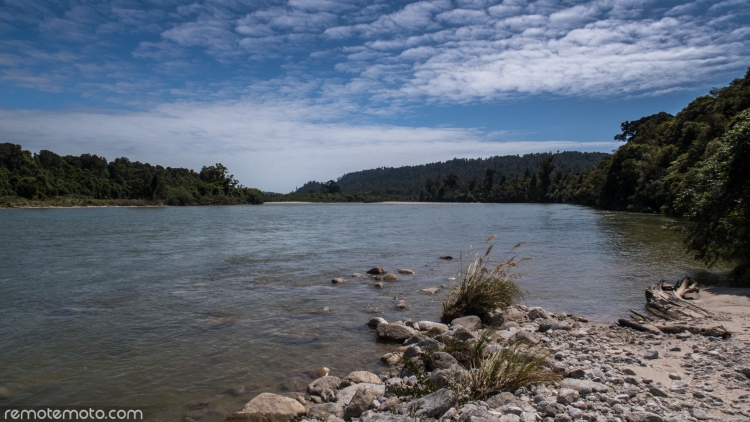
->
xmin=0 ymin=144 xmax=263 ymax=206
xmin=295 ymin=151 xmax=608 ymax=199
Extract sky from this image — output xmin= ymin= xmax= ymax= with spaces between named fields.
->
xmin=0 ymin=0 xmax=748 ymax=192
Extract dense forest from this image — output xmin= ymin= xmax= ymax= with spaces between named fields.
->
xmin=0 ymin=144 xmax=263 ymax=206
xmin=293 ymin=151 xmax=608 ymax=200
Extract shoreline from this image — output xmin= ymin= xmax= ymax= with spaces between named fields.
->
xmin=220 ymin=286 xmax=750 ymax=422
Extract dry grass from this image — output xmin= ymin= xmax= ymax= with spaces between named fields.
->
xmin=441 ymin=239 xmax=526 ymax=323
xmin=463 ymin=331 xmax=560 ymax=399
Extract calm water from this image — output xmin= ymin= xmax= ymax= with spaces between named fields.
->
xmin=0 ymin=203 xmax=728 ymax=420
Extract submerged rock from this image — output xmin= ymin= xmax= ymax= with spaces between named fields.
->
xmin=419 ymin=288 xmax=440 ymax=294
xmin=332 ymin=278 xmax=346 ymax=284
xmin=373 ymin=282 xmax=384 ymax=288
xmin=367 ymin=267 xmax=386 ymax=275
xmin=227 ymin=393 xmax=306 ymax=422
xmin=394 ymin=300 xmax=407 ymax=309
xmin=384 ymin=274 xmax=399 ymax=281
xmin=366 ymin=317 xmax=387 ymax=328
xmin=397 ymin=269 xmax=414 ymax=274
xmin=439 ymin=255 xmax=453 ymax=260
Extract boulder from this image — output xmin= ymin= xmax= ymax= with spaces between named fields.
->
xmin=376 ymin=323 xmax=415 ymax=342
xmin=397 ymin=269 xmax=414 ymax=274
xmin=417 ymin=321 xmax=449 ymax=332
xmin=426 ymin=352 xmax=459 ymax=371
xmin=483 ymin=310 xmax=505 ymax=327
xmin=451 ymin=315 xmax=482 ymax=331
xmin=381 ymin=352 xmax=402 ymax=366
xmin=397 ymin=388 xmax=457 ymax=418
xmin=308 ymin=376 xmax=342 ymax=396
xmin=326 ymin=415 xmax=345 ymax=422
xmin=343 ymin=387 xmax=377 ymax=420
xmin=428 ymin=367 xmax=469 ymax=388
xmin=314 ymin=367 xmax=330 ymax=378
xmin=337 ymin=383 xmax=386 ymax=406
xmin=306 ymin=403 xmax=344 ymax=420
xmin=503 ymin=307 xmax=526 ymax=322
xmin=366 ymin=317 xmax=387 ymax=328
xmin=452 ymin=326 xmax=477 ymax=341
xmin=332 ymin=278 xmax=346 ymax=284
xmin=508 ymin=330 xmax=540 ymax=345
xmin=556 ymin=388 xmax=579 ymax=405
xmin=228 ymin=393 xmax=306 ymax=422
xmin=485 ymin=392 xmax=516 ymax=408
xmin=384 ymin=274 xmax=399 ymax=281
xmin=343 ymin=371 xmax=382 ymax=385
xmin=367 ymin=267 xmax=386 ymax=275
xmin=527 ymin=307 xmax=550 ymax=320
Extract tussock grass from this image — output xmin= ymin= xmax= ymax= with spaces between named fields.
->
xmin=464 ymin=331 xmax=559 ymax=399
xmin=441 ymin=238 xmax=526 ymax=323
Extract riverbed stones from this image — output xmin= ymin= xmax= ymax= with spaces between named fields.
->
xmin=343 ymin=371 xmax=382 ymax=385
xmin=384 ymin=274 xmax=398 ymax=281
xmin=451 ymin=315 xmax=482 ymax=331
xmin=307 ymin=403 xmax=345 ymax=420
xmin=351 ymin=273 xmax=365 ymax=278
xmin=381 ymin=352 xmax=402 ymax=366
xmin=377 ymin=323 xmax=416 ymax=342
xmin=367 ymin=267 xmax=386 ymax=275
xmin=417 ymin=321 xmax=449 ymax=332
xmin=557 ymin=388 xmax=580 ymax=405
xmin=332 ymin=278 xmax=346 ymax=284
xmin=528 ymin=307 xmax=551 ymax=320
xmin=343 ymin=387 xmax=377 ymax=420
xmin=228 ymin=393 xmax=306 ymax=422
xmin=308 ymin=376 xmax=342 ymax=397
xmin=426 ymin=352 xmax=459 ymax=371
xmin=373 ymin=282 xmax=384 ymax=288
xmin=314 ymin=367 xmax=331 ymax=378
xmin=397 ymin=388 xmax=457 ymax=418
xmin=394 ymin=300 xmax=406 ymax=309
xmin=398 ymin=269 xmax=414 ymax=274
xmin=337 ymin=384 xmax=386 ymax=406
xmin=367 ymin=317 xmax=387 ymax=328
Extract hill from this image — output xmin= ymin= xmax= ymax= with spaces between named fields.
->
xmin=295 ymin=151 xmax=609 ymax=199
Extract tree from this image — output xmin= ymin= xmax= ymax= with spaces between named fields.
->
xmin=537 ymin=155 xmax=554 ymax=200
xmin=676 ymin=109 xmax=750 ymax=280
xmin=483 ymin=167 xmax=496 ymax=192
xmin=320 ymin=180 xmax=341 ymax=194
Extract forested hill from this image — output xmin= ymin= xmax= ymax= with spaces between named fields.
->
xmin=0 ymin=144 xmax=263 ymax=206
xmin=295 ymin=151 xmax=608 ymax=198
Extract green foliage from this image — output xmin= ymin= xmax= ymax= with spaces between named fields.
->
xmin=674 ymin=110 xmax=750 ymax=279
xmin=0 ymin=144 xmax=263 ymax=206
xmin=441 ymin=239 xmax=526 ymax=323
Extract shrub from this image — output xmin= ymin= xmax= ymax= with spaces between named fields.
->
xmin=441 ymin=238 xmax=526 ymax=323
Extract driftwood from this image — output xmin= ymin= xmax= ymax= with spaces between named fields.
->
xmin=618 ymin=278 xmax=732 ymax=338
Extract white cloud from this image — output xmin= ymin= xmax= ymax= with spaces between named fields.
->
xmin=0 ymin=100 xmax=616 ymax=192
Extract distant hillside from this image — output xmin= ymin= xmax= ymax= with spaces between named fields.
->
xmin=295 ymin=151 xmax=609 ymax=199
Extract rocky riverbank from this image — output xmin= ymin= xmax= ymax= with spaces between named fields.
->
xmin=223 ymin=287 xmax=750 ymax=422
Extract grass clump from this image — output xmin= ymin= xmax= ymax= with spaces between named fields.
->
xmin=463 ymin=331 xmax=559 ymax=399
xmin=441 ymin=237 xmax=526 ymax=323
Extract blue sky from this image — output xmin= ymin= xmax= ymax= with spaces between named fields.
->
xmin=0 ymin=0 xmax=748 ymax=192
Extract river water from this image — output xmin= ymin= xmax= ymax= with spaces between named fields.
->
xmin=0 ymin=203 xmax=728 ymax=420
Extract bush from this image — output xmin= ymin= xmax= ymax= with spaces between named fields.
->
xmin=441 ymin=238 xmax=526 ymax=323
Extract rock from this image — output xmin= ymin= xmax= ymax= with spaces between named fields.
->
xmin=668 ymin=373 xmax=681 ymax=380
xmin=376 ymin=323 xmax=416 ymax=342
xmin=500 ymin=414 xmax=521 ymax=422
xmin=366 ymin=318 xmax=387 ymax=329
xmin=508 ymin=330 xmax=540 ymax=345
xmin=326 ymin=415 xmax=345 ymax=422
xmin=394 ymin=300 xmax=407 ymax=309
xmin=371 ymin=275 xmax=383 ymax=281
xmin=565 ymin=368 xmax=586 ymax=379
xmin=337 ymin=383 xmax=386 ymax=406
xmin=528 ymin=307 xmax=550 ymax=320
xmin=691 ymin=408 xmax=709 ymax=420
xmin=486 ymin=392 xmax=517 ymax=408
xmin=644 ymin=350 xmax=659 ymax=360
xmin=351 ymin=273 xmax=365 ymax=278
xmin=367 ymin=267 xmax=386 ymax=275
xmin=332 ymin=278 xmax=346 ymax=284
xmin=428 ymin=367 xmax=468 ymax=388
xmin=360 ymin=411 xmax=413 ymax=422
xmin=503 ymin=307 xmax=526 ymax=322
xmin=427 ymin=352 xmax=460 ymax=371
xmin=649 ymin=387 xmax=669 ymax=398
xmin=228 ymin=393 xmax=306 ymax=422
xmin=398 ymin=269 xmax=414 ymax=274
xmin=417 ymin=321 xmax=449 ymax=332
xmin=439 ymin=255 xmax=453 ymax=260
xmin=451 ymin=315 xmax=482 ymax=331
xmin=453 ymin=326 xmax=477 ymax=341
xmin=307 ymin=403 xmax=345 ymax=420
xmin=397 ymin=388 xmax=457 ymax=418
xmin=221 ymin=386 xmax=246 ymax=396
xmin=314 ymin=368 xmax=331 ymax=378
xmin=378 ymin=397 xmax=400 ymax=412
xmin=343 ymin=371 xmax=382 ymax=385
xmin=536 ymin=402 xmax=565 ymax=417
xmin=738 ymin=368 xmax=750 ymax=379
xmin=0 ymin=386 xmax=8 ymax=400
xmin=308 ymin=376 xmax=342 ymax=396
xmin=623 ymin=368 xmax=637 ymax=376
xmin=557 ymin=389 xmax=580 ymax=405
xmin=344 ymin=387 xmax=377 ymax=420
xmin=483 ymin=310 xmax=505 ymax=327
xmin=420 ymin=288 xmax=440 ymax=294
xmin=384 ymin=274 xmax=399 ymax=281
xmin=538 ymin=320 xmax=572 ymax=333
xmin=625 ymin=412 xmax=663 ymax=422
xmin=560 ymin=378 xmax=610 ymax=395
xmin=373 ymin=282 xmax=384 ymax=288
xmin=381 ymin=352 xmax=402 ymax=366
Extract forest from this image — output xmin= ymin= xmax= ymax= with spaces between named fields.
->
xmin=0 ymin=145 xmax=263 ymax=206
